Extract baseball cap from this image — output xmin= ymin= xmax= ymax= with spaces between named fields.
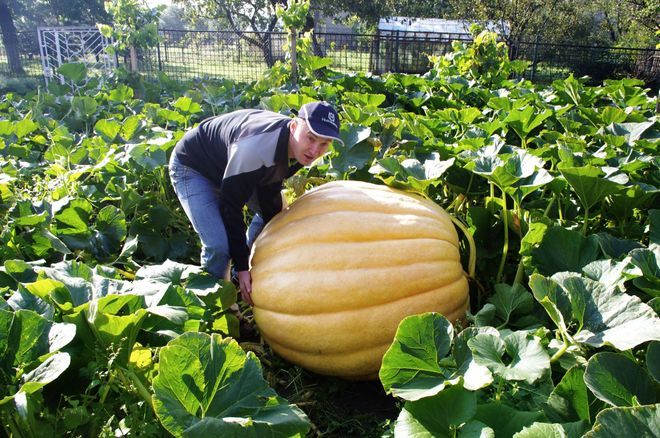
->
xmin=298 ymin=101 xmax=343 ymax=145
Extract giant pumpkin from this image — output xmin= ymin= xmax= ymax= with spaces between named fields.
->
xmin=249 ymin=180 xmax=469 ymax=379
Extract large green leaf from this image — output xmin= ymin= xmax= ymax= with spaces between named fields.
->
xmin=92 ymin=205 xmax=127 ymax=259
xmin=603 ymin=121 xmax=656 ymax=145
xmin=343 ymin=91 xmax=386 ymax=108
xmin=86 ymin=294 xmax=148 ymax=367
xmin=71 ymin=96 xmax=98 ymax=119
xmin=476 ymin=283 xmax=537 ymax=329
xmin=94 ymin=118 xmax=122 ymax=142
xmin=468 ymin=331 xmax=550 ymax=384
xmin=260 ymin=93 xmax=315 ymax=112
xmin=7 ymin=285 xmax=53 ymax=318
xmin=15 ymin=352 xmax=71 ymax=397
xmin=558 ymin=164 xmax=625 ymax=211
xmin=647 ymin=342 xmax=660 ymax=383
xmin=135 ymin=259 xmax=202 ymax=284
xmin=473 ymin=403 xmax=543 ymax=437
xmin=527 ymin=226 xmax=601 ymax=276
xmin=504 ymin=106 xmax=553 ymax=144
xmin=544 ymin=366 xmax=591 ymax=423
xmin=512 ymin=421 xmax=589 ymax=438
xmin=530 ymin=273 xmax=660 ymax=350
xmin=628 ymin=248 xmax=660 ymax=298
xmin=0 ymin=309 xmax=75 ymax=381
xmin=0 ymin=352 xmax=72 ymax=408
xmin=370 ymin=154 xmax=454 ymax=194
xmin=379 ymin=313 xmax=457 ymax=401
xmin=330 ymin=123 xmax=373 ymax=173
xmin=172 ymin=96 xmax=202 ymax=114
xmin=52 ymin=198 xmax=94 ymax=251
xmin=393 ymin=385 xmax=476 ymax=438
xmin=452 ymin=327 xmax=495 ymax=391
xmin=584 ymin=352 xmax=656 ymax=407
xmin=152 ymin=332 xmax=310 ymax=437
xmin=583 ymin=404 xmax=659 ymax=437
xmin=57 ymin=62 xmax=87 ymax=83
xmin=649 ymin=210 xmax=660 ymax=251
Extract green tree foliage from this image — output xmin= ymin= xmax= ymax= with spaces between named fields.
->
xmin=173 ymin=0 xmax=286 ymax=32
xmin=172 ymin=0 xmax=288 ymax=66
xmin=446 ymin=0 xmax=571 ymax=45
xmin=311 ymin=0 xmax=451 ymax=27
xmin=7 ymin=0 xmax=109 ymax=30
xmin=446 ymin=0 xmax=658 ymax=47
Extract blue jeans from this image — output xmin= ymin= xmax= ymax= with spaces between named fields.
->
xmin=168 ymin=153 xmax=264 ymax=278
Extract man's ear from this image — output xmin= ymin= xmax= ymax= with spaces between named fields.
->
xmin=289 ymin=118 xmax=298 ymax=133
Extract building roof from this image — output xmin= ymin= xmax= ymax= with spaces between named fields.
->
xmin=378 ymin=17 xmax=507 ymax=35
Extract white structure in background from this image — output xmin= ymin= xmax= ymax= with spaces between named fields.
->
xmin=378 ymin=17 xmax=509 ymax=38
xmin=38 ymin=27 xmax=115 ymax=89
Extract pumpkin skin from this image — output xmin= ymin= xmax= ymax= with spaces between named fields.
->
xmin=250 ymin=180 xmax=469 ymax=380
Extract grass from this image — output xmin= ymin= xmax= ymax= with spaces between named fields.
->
xmin=265 ymin=356 xmax=399 ymax=437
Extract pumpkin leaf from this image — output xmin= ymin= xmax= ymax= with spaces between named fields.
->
xmin=582 ymin=404 xmax=660 ymax=438
xmin=473 ymin=403 xmax=543 ymax=437
xmin=584 ymin=352 xmax=656 ymax=407
xmin=379 ymin=313 xmax=458 ymax=401
xmin=152 ymin=332 xmax=310 ymax=437
xmin=458 ymin=421 xmax=495 ymax=438
xmin=86 ymin=294 xmax=148 ymax=367
xmin=647 ymin=342 xmax=660 ymax=383
xmin=94 ymin=119 xmax=122 ymax=142
xmin=557 ymin=164 xmax=626 ymax=212
xmin=468 ymin=331 xmax=550 ymax=384
xmin=393 ymin=385 xmax=477 ymax=438
xmin=527 ymin=226 xmax=602 ymax=276
xmin=370 ymin=154 xmax=454 ymax=193
xmin=485 ymin=283 xmax=536 ymax=329
xmin=512 ymin=421 xmax=590 ymax=438
xmin=544 ymin=366 xmax=591 ymax=423
xmin=504 ymin=106 xmax=554 ymax=144
xmin=329 ymin=123 xmax=373 ymax=173
xmin=530 ymin=273 xmax=660 ymax=350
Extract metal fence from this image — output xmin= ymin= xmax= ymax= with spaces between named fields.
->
xmin=511 ymin=39 xmax=660 ymax=85
xmin=0 ymin=31 xmax=42 ymax=78
xmin=1 ymin=28 xmax=658 ymax=89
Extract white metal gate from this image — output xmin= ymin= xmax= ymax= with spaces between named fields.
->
xmin=37 ymin=26 xmax=115 ymax=88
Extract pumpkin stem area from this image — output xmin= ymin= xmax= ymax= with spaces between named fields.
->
xmin=448 ymin=214 xmax=477 ymax=279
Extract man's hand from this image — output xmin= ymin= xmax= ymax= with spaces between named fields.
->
xmin=237 ymin=270 xmax=253 ymax=305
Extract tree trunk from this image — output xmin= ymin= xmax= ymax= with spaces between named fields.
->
xmin=290 ymin=29 xmax=297 ymax=85
xmin=0 ymin=0 xmax=24 ymax=75
xmin=129 ymin=46 xmax=138 ymax=72
xmin=261 ymin=32 xmax=274 ymax=68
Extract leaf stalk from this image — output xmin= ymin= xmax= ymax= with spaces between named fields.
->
xmin=496 ymin=190 xmax=509 ymax=283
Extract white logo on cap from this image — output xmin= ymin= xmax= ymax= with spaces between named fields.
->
xmin=328 ymin=113 xmax=335 ymax=123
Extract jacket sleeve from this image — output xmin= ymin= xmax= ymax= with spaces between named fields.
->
xmin=256 ymin=181 xmax=284 ymax=223
xmin=219 ymin=170 xmax=262 ymax=272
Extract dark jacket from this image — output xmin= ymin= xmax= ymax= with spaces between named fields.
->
xmin=173 ymin=109 xmax=301 ymax=271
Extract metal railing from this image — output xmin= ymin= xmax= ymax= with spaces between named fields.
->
xmin=1 ymin=29 xmax=658 ymax=89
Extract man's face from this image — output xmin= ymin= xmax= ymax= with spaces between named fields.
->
xmin=289 ymin=118 xmax=332 ymax=166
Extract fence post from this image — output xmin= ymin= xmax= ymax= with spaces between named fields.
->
xmin=371 ymin=31 xmax=380 ymax=74
xmin=395 ymin=31 xmax=400 ymax=72
xmin=157 ymin=38 xmax=163 ymax=71
xmin=531 ymin=35 xmax=539 ymax=82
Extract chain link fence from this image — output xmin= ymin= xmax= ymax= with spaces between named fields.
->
xmin=2 ymin=28 xmax=658 ymax=89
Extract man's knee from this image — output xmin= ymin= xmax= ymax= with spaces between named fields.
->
xmin=201 ymin=244 xmax=230 ymax=279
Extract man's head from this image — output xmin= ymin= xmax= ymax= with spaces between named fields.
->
xmin=289 ymin=102 xmax=342 ymax=166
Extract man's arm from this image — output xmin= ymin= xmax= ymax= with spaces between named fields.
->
xmin=256 ymin=181 xmax=284 ymax=222
xmin=219 ymin=171 xmax=261 ymax=272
